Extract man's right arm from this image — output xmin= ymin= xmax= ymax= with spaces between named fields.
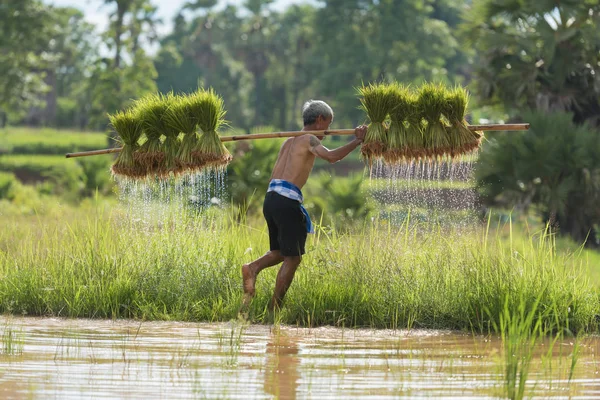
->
xmin=308 ymin=126 xmax=367 ymax=164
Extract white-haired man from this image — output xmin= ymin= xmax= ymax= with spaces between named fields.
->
xmin=242 ymin=100 xmax=367 ymax=311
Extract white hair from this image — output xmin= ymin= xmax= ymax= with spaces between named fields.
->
xmin=302 ymin=100 xmax=334 ymax=126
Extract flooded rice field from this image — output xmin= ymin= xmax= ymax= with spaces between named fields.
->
xmin=0 ymin=317 xmax=599 ymax=399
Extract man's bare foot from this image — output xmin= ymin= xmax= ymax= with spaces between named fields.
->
xmin=241 ymin=263 xmax=256 ymax=297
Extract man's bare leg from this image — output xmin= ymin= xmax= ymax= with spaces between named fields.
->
xmin=242 ymin=250 xmax=284 ymax=298
xmin=269 ymin=256 xmax=302 ymax=311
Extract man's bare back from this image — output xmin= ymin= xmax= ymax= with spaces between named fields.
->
xmin=270 ymin=136 xmax=316 ymax=189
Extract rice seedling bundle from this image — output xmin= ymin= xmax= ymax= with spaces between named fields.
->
xmin=164 ymin=92 xmax=202 ymax=171
xmin=418 ymin=82 xmax=451 ymax=159
xmin=193 ymin=88 xmax=232 ymax=170
xmin=161 ymin=91 xmax=184 ymax=176
xmin=405 ymin=92 xmax=425 ymax=160
xmin=134 ymin=93 xmax=168 ymax=176
xmin=109 ymin=110 xmax=143 ymax=178
xmin=357 ymin=82 xmax=395 ymax=163
xmin=444 ymin=86 xmax=483 ymax=157
xmin=383 ymin=83 xmax=411 ymax=164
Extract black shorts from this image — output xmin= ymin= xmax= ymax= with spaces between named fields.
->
xmin=263 ymin=191 xmax=307 ymax=257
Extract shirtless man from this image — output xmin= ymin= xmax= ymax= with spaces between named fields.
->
xmin=241 ymin=100 xmax=367 ymax=311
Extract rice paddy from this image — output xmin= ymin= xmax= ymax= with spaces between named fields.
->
xmin=0 ymin=83 xmax=588 ymax=399
xmin=0 ymin=315 xmax=597 ymax=399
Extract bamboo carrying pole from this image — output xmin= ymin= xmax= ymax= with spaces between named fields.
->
xmin=65 ymin=123 xmax=529 ymax=159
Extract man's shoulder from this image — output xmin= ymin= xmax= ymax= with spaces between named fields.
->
xmin=306 ymin=134 xmax=321 ymax=149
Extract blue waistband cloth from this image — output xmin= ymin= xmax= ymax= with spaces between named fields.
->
xmin=267 ymin=179 xmax=314 ymax=234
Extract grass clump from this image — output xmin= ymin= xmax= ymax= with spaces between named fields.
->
xmin=194 ymin=88 xmax=231 ymax=171
xmin=109 ymin=110 xmax=143 ymax=178
xmin=418 ymin=82 xmax=451 ymax=159
xmin=444 ymin=86 xmax=482 ymax=156
xmin=383 ymin=83 xmax=411 ymax=164
xmin=0 ymin=206 xmax=597 ymax=335
xmin=357 ymin=82 xmax=395 ymax=164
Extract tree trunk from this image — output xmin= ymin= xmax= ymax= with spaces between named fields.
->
xmin=278 ymin=85 xmax=287 ymax=131
xmin=559 ymin=210 xmax=599 ymax=248
xmin=43 ymin=69 xmax=57 ymax=126
xmin=115 ymin=7 xmax=125 ymax=69
xmin=253 ymin=74 xmax=265 ymax=127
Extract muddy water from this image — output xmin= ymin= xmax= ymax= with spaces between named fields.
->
xmin=0 ymin=318 xmax=599 ymax=399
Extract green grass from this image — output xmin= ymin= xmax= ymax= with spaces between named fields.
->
xmin=0 ymin=154 xmax=74 ymax=169
xmin=0 ymin=127 xmax=108 ymax=155
xmin=0 ymin=201 xmax=597 ymax=334
xmin=0 ymin=154 xmax=84 ymax=182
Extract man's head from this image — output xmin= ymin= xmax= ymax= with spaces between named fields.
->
xmin=302 ymin=100 xmax=333 ymax=139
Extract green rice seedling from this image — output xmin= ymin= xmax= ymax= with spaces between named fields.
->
xmin=383 ymin=83 xmax=411 ymax=164
xmin=134 ymin=93 xmax=168 ymax=177
xmin=164 ymin=93 xmax=202 ymax=172
xmin=161 ymin=91 xmax=184 ymax=176
xmin=357 ymin=82 xmax=395 ymax=163
xmin=2 ymin=323 xmax=24 ymax=356
xmin=109 ymin=110 xmax=143 ymax=178
xmin=492 ymin=294 xmax=548 ymax=400
xmin=194 ymin=88 xmax=231 ymax=171
xmin=444 ymin=86 xmax=482 ymax=157
xmin=405 ymin=91 xmax=425 ymax=160
xmin=418 ymin=83 xmax=451 ymax=160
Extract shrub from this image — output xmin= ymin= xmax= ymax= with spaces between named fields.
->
xmin=476 ymin=111 xmax=600 ymax=247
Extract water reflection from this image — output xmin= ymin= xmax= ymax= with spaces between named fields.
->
xmin=264 ymin=332 xmax=300 ymax=400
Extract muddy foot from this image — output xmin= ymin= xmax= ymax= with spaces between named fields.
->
xmin=241 ymin=264 xmax=256 ymax=297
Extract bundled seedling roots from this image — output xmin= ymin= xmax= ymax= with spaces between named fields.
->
xmin=383 ymin=83 xmax=411 ymax=164
xmin=418 ymin=83 xmax=450 ymax=160
xmin=357 ymin=82 xmax=395 ymax=163
xmin=192 ymin=132 xmax=233 ymax=169
xmin=194 ymin=88 xmax=231 ymax=171
xmin=109 ymin=110 xmax=144 ymax=178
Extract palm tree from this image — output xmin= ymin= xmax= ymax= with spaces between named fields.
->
xmin=476 ymin=111 xmax=600 ymax=247
xmin=237 ymin=0 xmax=275 ymax=126
xmin=129 ymin=0 xmax=162 ymax=54
xmin=101 ymin=0 xmax=135 ymax=69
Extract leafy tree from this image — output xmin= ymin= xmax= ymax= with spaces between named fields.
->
xmin=0 ymin=0 xmax=55 ymax=124
xmin=237 ymin=0 xmax=277 ymax=127
xmin=312 ymin=0 xmax=465 ymax=127
xmin=27 ymin=7 xmax=99 ymax=127
xmin=462 ymin=0 xmax=600 ymax=125
xmin=266 ymin=5 xmax=318 ymax=130
xmin=102 ymin=0 xmax=135 ymax=69
xmin=90 ymin=0 xmax=157 ymax=135
xmin=129 ymin=0 xmax=162 ymax=54
xmin=476 ymin=111 xmax=600 ymax=247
